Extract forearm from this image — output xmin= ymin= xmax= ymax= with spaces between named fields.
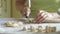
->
xmin=44 ymin=18 xmax=60 ymax=23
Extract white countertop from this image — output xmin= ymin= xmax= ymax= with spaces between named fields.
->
xmin=0 ymin=18 xmax=60 ymax=34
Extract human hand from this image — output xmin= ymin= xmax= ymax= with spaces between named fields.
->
xmin=21 ymin=7 xmax=31 ymax=18
xmin=33 ymin=10 xmax=48 ymax=23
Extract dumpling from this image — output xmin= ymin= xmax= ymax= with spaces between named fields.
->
xmin=22 ymin=26 xmax=27 ymax=31
xmin=37 ymin=26 xmax=42 ymax=32
xmin=17 ymin=21 xmax=23 ymax=25
xmin=45 ymin=26 xmax=50 ymax=32
xmin=49 ymin=27 xmax=56 ymax=32
xmin=5 ymin=21 xmax=19 ymax=27
xmin=45 ymin=26 xmax=56 ymax=32
xmin=30 ymin=25 xmax=35 ymax=32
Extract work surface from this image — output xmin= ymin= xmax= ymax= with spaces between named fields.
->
xmin=0 ymin=18 xmax=60 ymax=34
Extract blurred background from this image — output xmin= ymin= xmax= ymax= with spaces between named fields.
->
xmin=0 ymin=0 xmax=60 ymax=18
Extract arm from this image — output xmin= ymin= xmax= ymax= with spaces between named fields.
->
xmin=33 ymin=10 xmax=60 ymax=23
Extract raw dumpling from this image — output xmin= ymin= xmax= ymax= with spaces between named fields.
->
xmin=12 ymin=23 xmax=19 ymax=27
xmin=17 ymin=21 xmax=23 ymax=25
xmin=45 ymin=26 xmax=50 ymax=32
xmin=22 ymin=26 xmax=27 ymax=31
xmin=37 ymin=26 xmax=42 ymax=32
xmin=45 ymin=26 xmax=56 ymax=32
xmin=30 ymin=25 xmax=35 ymax=32
xmin=49 ymin=27 xmax=56 ymax=32
xmin=5 ymin=21 xmax=19 ymax=27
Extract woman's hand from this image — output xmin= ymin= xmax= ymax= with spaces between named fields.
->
xmin=22 ymin=7 xmax=31 ymax=17
xmin=33 ymin=10 xmax=48 ymax=23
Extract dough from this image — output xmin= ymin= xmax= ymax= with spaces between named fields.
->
xmin=17 ymin=21 xmax=23 ymax=25
xmin=45 ymin=26 xmax=50 ymax=32
xmin=30 ymin=25 xmax=35 ymax=32
xmin=22 ymin=26 xmax=27 ymax=31
xmin=38 ymin=26 xmax=42 ymax=32
xmin=5 ymin=21 xmax=23 ymax=27
xmin=5 ymin=21 xmax=19 ymax=27
xmin=25 ymin=19 xmax=30 ymax=23
xmin=45 ymin=26 xmax=56 ymax=32
xmin=49 ymin=27 xmax=56 ymax=32
xmin=12 ymin=23 xmax=19 ymax=27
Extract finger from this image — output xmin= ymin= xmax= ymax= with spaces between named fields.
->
xmin=34 ymin=12 xmax=44 ymax=22
xmin=35 ymin=10 xmax=46 ymax=20
xmin=35 ymin=11 xmax=47 ymax=22
xmin=37 ymin=15 xmax=48 ymax=23
xmin=41 ymin=15 xmax=48 ymax=23
xmin=33 ymin=10 xmax=46 ymax=23
xmin=36 ymin=13 xmax=47 ymax=23
xmin=35 ymin=12 xmax=44 ymax=22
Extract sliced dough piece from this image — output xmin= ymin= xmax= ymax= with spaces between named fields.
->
xmin=45 ymin=26 xmax=50 ymax=32
xmin=12 ymin=23 xmax=19 ymax=27
xmin=38 ymin=26 xmax=42 ymax=32
xmin=22 ymin=26 xmax=27 ymax=31
xmin=5 ymin=21 xmax=19 ymax=27
xmin=17 ymin=21 xmax=23 ymax=25
xmin=30 ymin=25 xmax=35 ymax=32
